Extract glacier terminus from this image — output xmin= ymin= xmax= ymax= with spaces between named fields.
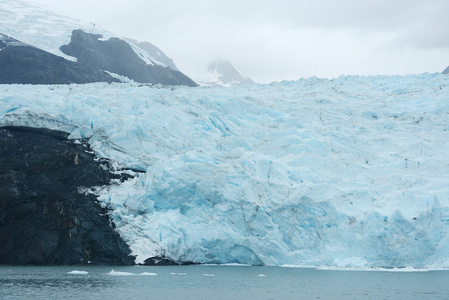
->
xmin=1 ymin=73 xmax=448 ymax=269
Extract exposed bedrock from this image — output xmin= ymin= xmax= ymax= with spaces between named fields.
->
xmin=0 ymin=126 xmax=135 ymax=265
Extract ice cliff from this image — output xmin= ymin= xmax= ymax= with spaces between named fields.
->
xmin=1 ymin=74 xmax=448 ymax=268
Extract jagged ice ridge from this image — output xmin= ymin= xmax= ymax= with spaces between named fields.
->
xmin=1 ymin=73 xmax=449 ymax=268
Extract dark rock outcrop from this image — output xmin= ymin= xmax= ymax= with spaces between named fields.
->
xmin=443 ymin=66 xmax=449 ymax=75
xmin=0 ymin=33 xmax=119 ymax=84
xmin=0 ymin=126 xmax=135 ymax=265
xmin=61 ymin=29 xmax=197 ymax=87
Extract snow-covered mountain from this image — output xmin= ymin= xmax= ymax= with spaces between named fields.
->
xmin=126 ymin=38 xmax=179 ymax=71
xmin=0 ymin=0 xmax=196 ymax=86
xmin=196 ymin=60 xmax=255 ymax=87
xmin=2 ymin=74 xmax=448 ymax=269
xmin=0 ymin=33 xmax=119 ymax=84
xmin=59 ymin=29 xmax=196 ymax=86
xmin=443 ymin=65 xmax=449 ymax=74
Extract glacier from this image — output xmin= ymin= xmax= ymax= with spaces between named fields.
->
xmin=1 ymin=73 xmax=449 ymax=268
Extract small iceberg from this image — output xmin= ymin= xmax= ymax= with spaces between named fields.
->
xmin=140 ymin=272 xmax=157 ymax=276
xmin=108 ymin=270 xmax=136 ymax=276
xmin=67 ymin=270 xmax=88 ymax=275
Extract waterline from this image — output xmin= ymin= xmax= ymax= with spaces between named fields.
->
xmin=1 ymin=265 xmax=448 ymax=299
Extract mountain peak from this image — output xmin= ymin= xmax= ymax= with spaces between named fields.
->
xmin=196 ymin=60 xmax=254 ymax=87
xmin=126 ymin=39 xmax=179 ymax=71
xmin=443 ymin=65 xmax=449 ymax=74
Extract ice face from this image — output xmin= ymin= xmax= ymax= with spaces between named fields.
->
xmin=1 ymin=74 xmax=448 ymax=268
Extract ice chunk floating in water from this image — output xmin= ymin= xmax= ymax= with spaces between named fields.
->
xmin=140 ymin=272 xmax=158 ymax=276
xmin=1 ymin=74 xmax=449 ymax=268
xmin=107 ymin=270 xmax=136 ymax=276
xmin=67 ymin=270 xmax=89 ymax=275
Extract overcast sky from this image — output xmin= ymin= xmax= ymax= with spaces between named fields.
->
xmin=34 ymin=0 xmax=449 ymax=83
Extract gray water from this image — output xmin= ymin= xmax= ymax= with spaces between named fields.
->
xmin=0 ymin=265 xmax=448 ymax=300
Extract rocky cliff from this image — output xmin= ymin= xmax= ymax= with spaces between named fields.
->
xmin=0 ymin=126 xmax=134 ymax=265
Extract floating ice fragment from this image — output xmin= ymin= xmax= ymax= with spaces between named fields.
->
xmin=67 ymin=270 xmax=88 ymax=275
xmin=140 ymin=272 xmax=157 ymax=276
xmin=108 ymin=270 xmax=135 ymax=276
xmin=315 ymin=266 xmax=430 ymax=272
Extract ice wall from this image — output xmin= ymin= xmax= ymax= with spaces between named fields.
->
xmin=1 ymin=74 xmax=448 ymax=268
